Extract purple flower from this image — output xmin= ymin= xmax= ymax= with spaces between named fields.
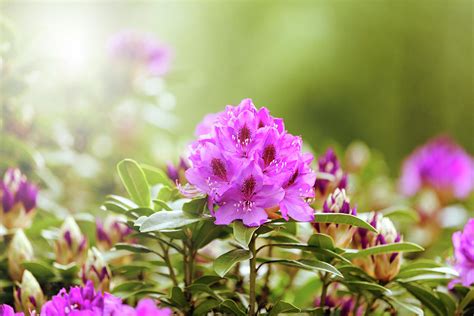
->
xmin=40 ymin=281 xmax=171 ymax=316
xmin=54 ymin=217 xmax=88 ymax=266
xmin=451 ymin=218 xmax=474 ymax=287
xmin=314 ymin=149 xmax=347 ymax=198
xmin=108 ymin=30 xmax=172 ymax=76
xmin=186 ymin=99 xmax=315 ymax=226
xmin=0 ymin=168 xmax=38 ymax=229
xmin=166 ymin=157 xmax=190 ymax=184
xmin=80 ymin=248 xmax=112 ymax=292
xmin=399 ymin=136 xmax=474 ymax=203
xmin=0 ymin=304 xmax=24 ymax=316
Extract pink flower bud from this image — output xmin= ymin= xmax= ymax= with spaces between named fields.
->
xmin=96 ymin=215 xmax=133 ymax=251
xmin=8 ymin=229 xmax=34 ymax=281
xmin=14 ymin=270 xmax=44 ymax=315
xmin=80 ymin=247 xmax=111 ymax=292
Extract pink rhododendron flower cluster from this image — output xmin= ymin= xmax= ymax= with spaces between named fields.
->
xmin=399 ymin=136 xmax=474 ymax=203
xmin=451 ymin=218 xmax=474 ymax=287
xmin=186 ymin=99 xmax=316 ymax=226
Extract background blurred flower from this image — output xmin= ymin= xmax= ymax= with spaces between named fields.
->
xmin=8 ymin=229 xmax=34 ymax=281
xmin=54 ymin=217 xmax=88 ymax=265
xmin=96 ymin=215 xmax=133 ymax=251
xmin=451 ymin=218 xmax=474 ymax=287
xmin=399 ymin=136 xmax=474 ymax=204
xmin=108 ymin=30 xmax=172 ymax=77
xmin=80 ymin=247 xmax=112 ymax=292
xmin=0 ymin=168 xmax=38 ymax=230
xmin=13 ymin=270 xmax=44 ymax=315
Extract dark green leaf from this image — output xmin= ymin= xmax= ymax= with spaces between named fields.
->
xmin=117 ymin=159 xmax=150 ymax=207
xmin=314 ymin=213 xmax=377 ymax=232
xmin=344 ymin=281 xmax=391 ymax=295
xmin=233 ymin=221 xmax=258 ymax=249
xmin=193 ymin=299 xmax=220 ymax=315
xmin=114 ymin=243 xmax=158 ymax=255
xmin=269 ymin=301 xmax=300 ymax=315
xmin=459 ymin=288 xmax=474 ymax=311
xmin=169 ymin=286 xmax=187 ymax=308
xmin=193 ymin=275 xmax=223 ymax=286
xmin=192 ymin=220 xmax=229 ymax=249
xmin=308 ymin=233 xmax=335 ymax=250
xmin=188 ymin=283 xmax=223 ymax=301
xmin=400 ymin=282 xmax=447 ymax=316
xmin=219 ymin=299 xmax=246 ymax=316
xmin=214 ymin=249 xmax=252 ymax=277
xmin=183 ymin=197 xmax=207 ymax=215
xmin=387 ymin=297 xmax=423 ymax=316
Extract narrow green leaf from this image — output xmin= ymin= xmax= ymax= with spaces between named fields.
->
xmin=193 ymin=275 xmax=223 ymax=285
xmin=233 ymin=221 xmax=258 ymax=249
xmin=380 ymin=206 xmax=420 ymax=222
xmin=387 ymin=297 xmax=423 ymax=316
xmin=22 ymin=262 xmax=56 ymax=280
xmin=400 ymin=282 xmax=447 ymax=316
xmin=153 ymin=199 xmax=172 ymax=211
xmin=269 ymin=301 xmax=301 ymax=315
xmin=126 ymin=207 xmax=155 ymax=218
xmin=396 ymin=266 xmax=458 ymax=279
xmin=259 ymin=259 xmax=342 ymax=278
xmin=314 ymin=213 xmax=377 ymax=232
xmin=111 ymin=281 xmax=152 ymax=293
xmin=139 ymin=211 xmax=206 ymax=232
xmin=459 ymin=288 xmax=474 ymax=311
xmin=114 ymin=243 xmax=158 ymax=255
xmin=436 ymin=291 xmax=456 ymax=316
xmin=117 ymin=159 xmax=150 ymax=207
xmin=344 ymin=281 xmax=391 ymax=295
xmin=214 ymin=249 xmax=252 ymax=277
xmin=344 ymin=242 xmax=424 ymax=259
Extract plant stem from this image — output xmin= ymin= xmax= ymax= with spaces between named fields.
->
xmin=319 ymin=272 xmax=330 ymax=308
xmin=159 ymin=243 xmax=178 ymax=286
xmin=364 ymin=297 xmax=377 ymax=316
xmin=248 ymin=234 xmax=257 ymax=316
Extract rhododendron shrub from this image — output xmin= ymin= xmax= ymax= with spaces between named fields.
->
xmin=1 ymin=101 xmax=473 ymax=316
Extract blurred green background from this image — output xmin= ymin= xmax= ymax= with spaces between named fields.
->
xmin=2 ymin=0 xmax=473 ymax=170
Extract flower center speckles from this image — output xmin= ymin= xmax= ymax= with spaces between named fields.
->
xmin=241 ymin=175 xmax=256 ymax=198
xmin=237 ymin=125 xmax=252 ymax=146
xmin=211 ymin=158 xmax=227 ymax=180
xmin=286 ymin=169 xmax=299 ymax=188
xmin=262 ymin=144 xmax=276 ymax=167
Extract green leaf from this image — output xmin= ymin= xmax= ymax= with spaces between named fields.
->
xmin=344 ymin=242 xmax=424 ymax=259
xmin=193 ymin=275 xmax=223 ymax=286
xmin=111 ymin=281 xmax=152 ymax=293
xmin=344 ymin=281 xmax=391 ymax=295
xmin=139 ymin=211 xmax=207 ymax=232
xmin=153 ymin=199 xmax=172 ymax=211
xmin=436 ymin=291 xmax=456 ymax=316
xmin=192 ymin=220 xmax=229 ymax=249
xmin=141 ymin=163 xmax=174 ymax=187
xmin=396 ymin=266 xmax=458 ymax=279
xmin=400 ymin=282 xmax=447 ymax=316
xmin=126 ymin=207 xmax=155 ymax=218
xmin=214 ymin=249 xmax=252 ymax=277
xmin=314 ymin=213 xmax=377 ymax=232
xmin=169 ymin=286 xmax=187 ymax=308
xmin=459 ymin=288 xmax=474 ymax=311
xmin=269 ymin=301 xmax=301 ymax=315
xmin=188 ymin=283 xmax=223 ymax=301
xmin=22 ymin=262 xmax=56 ymax=280
xmin=259 ymin=259 xmax=342 ymax=278
xmin=53 ymin=262 xmax=79 ymax=277
xmin=114 ymin=243 xmax=159 ymax=255
xmin=219 ymin=299 xmax=246 ymax=316
xmin=193 ymin=299 xmax=220 ymax=315
xmin=387 ymin=297 xmax=423 ymax=316
xmin=380 ymin=206 xmax=420 ymax=222
xmin=183 ymin=197 xmax=207 ymax=215
xmin=233 ymin=221 xmax=258 ymax=249
xmin=117 ymin=159 xmax=150 ymax=207
xmin=157 ymin=186 xmax=174 ymax=201
xmin=308 ymin=233 xmax=335 ymax=250
xmin=263 ymin=233 xmax=300 ymax=244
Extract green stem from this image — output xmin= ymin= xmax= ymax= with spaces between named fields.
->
xmin=159 ymin=243 xmax=178 ymax=287
xmin=319 ymin=272 xmax=330 ymax=308
xmin=364 ymin=297 xmax=377 ymax=316
xmin=248 ymin=234 xmax=257 ymax=316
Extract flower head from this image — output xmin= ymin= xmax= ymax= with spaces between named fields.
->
xmin=313 ymin=189 xmax=357 ymax=247
xmin=8 ymin=229 xmax=34 ymax=281
xmin=314 ymin=149 xmax=348 ymax=198
xmin=54 ymin=217 xmax=88 ymax=266
xmin=14 ymin=270 xmax=44 ymax=315
xmin=96 ymin=215 xmax=133 ymax=251
xmin=0 ymin=168 xmax=38 ymax=230
xmin=80 ymin=247 xmax=112 ymax=292
xmin=399 ymin=136 xmax=474 ymax=203
xmin=451 ymin=218 xmax=474 ymax=287
xmin=352 ymin=213 xmax=402 ymax=282
xmin=108 ymin=30 xmax=172 ymax=77
xmin=0 ymin=304 xmax=23 ymax=316
xmin=166 ymin=157 xmax=190 ymax=185
xmin=186 ymin=99 xmax=315 ymax=226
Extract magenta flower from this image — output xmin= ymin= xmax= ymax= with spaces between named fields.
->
xmin=399 ymin=136 xmax=474 ymax=203
xmin=0 ymin=168 xmax=38 ymax=229
xmin=451 ymin=218 xmax=474 ymax=287
xmin=0 ymin=304 xmax=23 ymax=316
xmin=186 ymin=98 xmax=316 ymax=226
xmin=108 ymin=30 xmax=172 ymax=76
xmin=314 ymin=149 xmax=347 ymax=198
xmin=96 ymin=215 xmax=133 ymax=251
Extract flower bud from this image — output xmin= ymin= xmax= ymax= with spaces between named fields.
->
xmin=0 ymin=168 xmax=38 ymax=230
xmin=54 ymin=217 xmax=88 ymax=265
xmin=313 ymin=189 xmax=357 ymax=248
xmin=8 ymin=229 xmax=34 ymax=281
xmin=314 ymin=149 xmax=347 ymax=198
xmin=344 ymin=141 xmax=370 ymax=173
xmin=96 ymin=215 xmax=133 ymax=251
xmin=80 ymin=247 xmax=111 ymax=292
xmin=14 ymin=270 xmax=44 ymax=315
xmin=352 ymin=213 xmax=402 ymax=282
xmin=166 ymin=157 xmax=190 ymax=184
